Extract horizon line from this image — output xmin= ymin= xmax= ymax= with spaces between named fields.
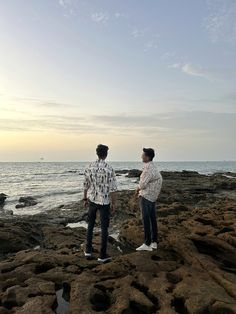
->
xmin=0 ymin=160 xmax=235 ymax=163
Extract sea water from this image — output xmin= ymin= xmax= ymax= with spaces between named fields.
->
xmin=0 ymin=161 xmax=235 ymax=215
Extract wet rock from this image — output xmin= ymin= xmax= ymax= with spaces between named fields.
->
xmin=0 ymin=193 xmax=7 ymax=207
xmin=119 ymin=218 xmax=143 ymax=248
xmin=0 ymin=171 xmax=236 ymax=313
xmin=126 ymin=169 xmax=142 ymax=178
xmin=5 ymin=210 xmax=13 ymax=216
xmin=115 ymin=169 xmax=129 ymax=175
xmin=13 ymin=295 xmax=56 ymax=314
xmin=0 ymin=220 xmax=43 ymax=256
xmin=15 ymin=196 xmax=38 ymax=209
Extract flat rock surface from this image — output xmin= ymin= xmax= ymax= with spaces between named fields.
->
xmin=0 ymin=171 xmax=236 ymax=313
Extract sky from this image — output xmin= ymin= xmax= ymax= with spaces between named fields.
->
xmin=0 ymin=0 xmax=236 ymax=161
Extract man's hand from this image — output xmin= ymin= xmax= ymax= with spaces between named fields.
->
xmin=83 ymin=189 xmax=88 ymax=208
xmin=83 ymin=198 xmax=88 ymax=208
xmin=135 ymin=187 xmax=140 ymax=197
xmin=110 ymin=192 xmax=116 ymax=215
xmin=110 ymin=202 xmax=116 ymax=215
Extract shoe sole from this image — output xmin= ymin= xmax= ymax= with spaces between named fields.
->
xmin=84 ymin=251 xmax=92 ymax=257
xmin=97 ymin=258 xmax=112 ymax=263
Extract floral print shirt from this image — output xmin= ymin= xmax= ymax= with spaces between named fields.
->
xmin=84 ymin=159 xmax=118 ymax=205
xmin=139 ymin=161 xmax=163 ymax=202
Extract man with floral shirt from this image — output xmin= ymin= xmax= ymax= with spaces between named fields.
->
xmin=136 ymin=148 xmax=163 ymax=251
xmin=83 ymin=144 xmax=117 ymax=263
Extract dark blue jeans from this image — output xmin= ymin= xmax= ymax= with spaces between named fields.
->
xmin=86 ymin=201 xmax=110 ymax=259
xmin=139 ymin=196 xmax=158 ymax=246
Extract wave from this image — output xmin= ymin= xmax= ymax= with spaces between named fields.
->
xmin=26 ymin=189 xmax=82 ymax=199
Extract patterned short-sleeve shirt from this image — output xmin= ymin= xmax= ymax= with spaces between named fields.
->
xmin=138 ymin=161 xmax=163 ymax=202
xmin=84 ymin=159 xmax=118 ymax=205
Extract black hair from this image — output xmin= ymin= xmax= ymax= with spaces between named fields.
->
xmin=96 ymin=144 xmax=109 ymax=159
xmin=143 ymin=148 xmax=155 ymax=161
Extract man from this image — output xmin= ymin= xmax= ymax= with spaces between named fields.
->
xmin=83 ymin=144 xmax=117 ymax=262
xmin=136 ymin=148 xmax=163 ymax=251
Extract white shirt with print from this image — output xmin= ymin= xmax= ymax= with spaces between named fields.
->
xmin=139 ymin=161 xmax=163 ymax=202
xmin=84 ymin=159 xmax=118 ymax=205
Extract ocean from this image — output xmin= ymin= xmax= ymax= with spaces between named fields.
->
xmin=0 ymin=161 xmax=235 ymax=215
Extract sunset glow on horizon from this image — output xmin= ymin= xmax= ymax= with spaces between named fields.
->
xmin=0 ymin=1 xmax=236 ymax=161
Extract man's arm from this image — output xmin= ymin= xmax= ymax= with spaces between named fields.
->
xmin=110 ymin=191 xmax=117 ymax=213
xmin=83 ymin=168 xmax=90 ymax=206
xmin=83 ymin=189 xmax=88 ymax=200
xmin=109 ymin=169 xmax=118 ymax=213
xmin=139 ymin=167 xmax=153 ymax=190
xmin=156 ymin=173 xmax=163 ymax=197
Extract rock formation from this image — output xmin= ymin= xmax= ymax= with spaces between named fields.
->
xmin=0 ymin=171 xmax=235 ymax=313
xmin=0 ymin=194 xmax=7 ymax=208
xmin=15 ymin=197 xmax=38 ymax=209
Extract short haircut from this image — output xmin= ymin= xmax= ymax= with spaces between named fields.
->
xmin=143 ymin=148 xmax=155 ymax=161
xmin=96 ymin=144 xmax=109 ymax=158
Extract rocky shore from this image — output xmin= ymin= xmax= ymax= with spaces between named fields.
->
xmin=0 ymin=171 xmax=236 ymax=313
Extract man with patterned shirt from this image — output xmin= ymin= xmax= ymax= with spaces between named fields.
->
xmin=83 ymin=144 xmax=117 ymax=263
xmin=136 ymin=148 xmax=163 ymax=251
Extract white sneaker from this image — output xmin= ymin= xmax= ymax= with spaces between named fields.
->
xmin=97 ymin=256 xmax=112 ymax=263
xmin=84 ymin=251 xmax=92 ymax=257
xmin=151 ymin=242 xmax=158 ymax=249
xmin=136 ymin=244 xmax=153 ymax=251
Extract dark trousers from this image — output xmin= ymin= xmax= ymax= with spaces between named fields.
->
xmin=86 ymin=201 xmax=110 ymax=259
xmin=139 ymin=196 xmax=158 ymax=246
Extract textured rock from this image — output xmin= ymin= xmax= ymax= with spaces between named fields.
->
xmin=15 ymin=196 xmax=37 ymax=208
xmin=0 ymin=194 xmax=7 ymax=207
xmin=126 ymin=169 xmax=142 ymax=178
xmin=0 ymin=171 xmax=236 ymax=313
xmin=0 ymin=221 xmax=43 ymax=255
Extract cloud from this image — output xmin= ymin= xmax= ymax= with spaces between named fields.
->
xmin=58 ymin=0 xmax=126 ymax=23
xmin=39 ymin=101 xmax=75 ymax=108
xmin=204 ymin=0 xmax=236 ymax=43
xmin=182 ymin=63 xmax=207 ymax=78
xmin=168 ymin=63 xmax=210 ymax=79
xmin=114 ymin=12 xmax=127 ymax=19
xmin=58 ymin=0 xmax=77 ymax=17
xmin=173 ymin=92 xmax=236 ymax=110
xmin=90 ymin=11 xmax=127 ymax=25
xmin=0 ymin=111 xmax=235 ymax=140
xmin=131 ymin=28 xmax=147 ymax=39
xmin=130 ymin=27 xmax=159 ymax=51
xmin=0 ymin=116 xmax=102 ymax=134
xmin=91 ymin=12 xmax=109 ymax=24
xmin=182 ymin=63 xmax=236 ymax=80
xmin=5 ymin=95 xmax=76 ymax=109
xmin=162 ymin=51 xmax=176 ymax=61
xmin=168 ymin=63 xmax=181 ymax=69
xmin=144 ymin=37 xmax=159 ymax=52
xmin=58 ymin=0 xmax=71 ymax=8
xmin=91 ymin=111 xmax=236 ymax=137
xmin=169 ymin=62 xmax=236 ymax=81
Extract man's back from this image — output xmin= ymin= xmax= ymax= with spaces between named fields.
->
xmin=139 ymin=161 xmax=162 ymax=202
xmin=84 ymin=159 xmax=117 ymax=205
xmin=83 ymin=144 xmax=117 ymax=262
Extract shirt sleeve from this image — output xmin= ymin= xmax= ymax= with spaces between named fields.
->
xmin=109 ymin=169 xmax=118 ymax=192
xmin=139 ymin=167 xmax=153 ymax=190
xmin=83 ymin=167 xmax=91 ymax=190
xmin=156 ymin=173 xmax=163 ymax=197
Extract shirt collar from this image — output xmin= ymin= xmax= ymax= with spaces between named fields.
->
xmin=144 ymin=161 xmax=152 ymax=166
xmin=97 ymin=159 xmax=106 ymax=164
